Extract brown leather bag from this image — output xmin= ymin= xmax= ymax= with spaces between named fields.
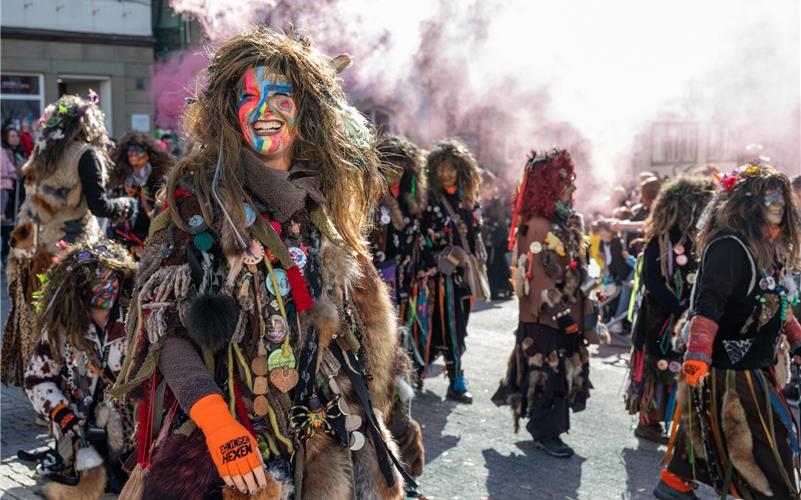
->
xmin=439 ymin=197 xmax=491 ymax=301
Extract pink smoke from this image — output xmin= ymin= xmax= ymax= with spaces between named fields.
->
xmin=160 ymin=0 xmax=800 ymax=209
xmin=151 ymin=49 xmax=208 ymax=129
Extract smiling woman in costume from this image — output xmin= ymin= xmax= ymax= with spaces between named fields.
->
xmin=654 ymin=164 xmax=801 ymax=500
xmin=492 ymin=149 xmax=593 ymax=459
xmin=107 ymin=132 xmax=175 ymax=258
xmin=112 ymin=27 xmax=413 ymax=499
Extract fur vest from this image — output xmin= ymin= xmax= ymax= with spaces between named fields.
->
xmin=113 ymin=173 xmax=409 ymax=499
xmin=18 ymin=142 xmax=105 ymax=255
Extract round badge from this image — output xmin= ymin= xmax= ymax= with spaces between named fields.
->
xmin=675 ymin=254 xmax=688 ymax=267
xmin=766 ymin=276 xmax=776 ymax=290
xmin=530 ymin=241 xmax=543 ymax=254
xmin=669 ymin=361 xmax=682 ymax=373
xmin=243 ymin=203 xmax=256 ymax=227
xmin=266 ymin=315 xmax=289 ymax=344
xmin=265 ymin=268 xmax=291 ymax=296
xmin=687 ymin=273 xmax=697 ymax=285
xmin=380 ymin=213 xmax=391 ymax=225
xmin=657 ymin=359 xmax=669 ymax=371
xmin=673 ymin=244 xmax=685 ymax=256
xmin=193 ymin=232 xmax=213 ymax=252
xmin=760 ymin=277 xmax=770 ymax=290
xmin=267 ymin=348 xmax=297 ymax=370
xmin=243 ymin=240 xmax=264 ymax=265
xmin=349 ymin=431 xmax=366 ymax=451
xmin=288 ymin=247 xmax=307 ymax=269
xmin=188 ymin=214 xmax=204 ymax=228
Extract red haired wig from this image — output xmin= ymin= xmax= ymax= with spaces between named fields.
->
xmin=517 ymin=149 xmax=575 ymax=220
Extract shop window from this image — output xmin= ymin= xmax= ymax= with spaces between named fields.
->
xmin=1 ymin=73 xmax=44 ymax=131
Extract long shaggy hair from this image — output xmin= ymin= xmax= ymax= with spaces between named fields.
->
xmin=377 ymin=134 xmax=427 ymax=214
xmin=27 ymin=94 xmax=113 ymax=179
xmin=165 ymin=26 xmax=382 ymax=257
xmin=516 ymin=149 xmax=575 ymax=220
xmin=37 ymin=240 xmax=135 ymax=365
xmin=426 ymin=138 xmax=481 ymax=208
xmin=698 ymin=164 xmax=800 ymax=271
xmin=644 ymin=177 xmax=715 ymax=277
xmin=109 ymin=132 xmax=176 ymax=187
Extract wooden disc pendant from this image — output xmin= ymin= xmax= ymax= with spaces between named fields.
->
xmin=251 ymin=356 xmax=268 ymax=376
xmin=252 ymin=376 xmax=269 ymax=395
xmin=270 ymin=366 xmax=299 ymax=393
xmin=253 ymin=395 xmax=269 ymax=417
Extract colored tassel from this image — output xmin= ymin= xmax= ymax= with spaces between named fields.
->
xmin=286 ymin=265 xmax=313 ymax=312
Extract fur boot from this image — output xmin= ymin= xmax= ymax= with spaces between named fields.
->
xmin=42 ymin=465 xmax=107 ymax=500
xmin=720 ymin=389 xmax=773 ymax=496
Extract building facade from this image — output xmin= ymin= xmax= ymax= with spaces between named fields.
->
xmin=1 ymin=0 xmax=154 ymax=138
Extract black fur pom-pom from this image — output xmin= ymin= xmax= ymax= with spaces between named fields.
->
xmin=186 ymin=293 xmax=239 ymax=353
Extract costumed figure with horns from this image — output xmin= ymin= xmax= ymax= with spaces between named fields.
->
xmin=111 ymin=27 xmax=415 ymax=499
xmin=414 ymin=139 xmax=487 ymax=404
xmin=625 ymin=178 xmax=715 ymax=444
xmin=22 ymin=240 xmax=135 ymax=499
xmin=2 ymin=93 xmax=139 ymax=386
xmin=654 ymin=164 xmax=801 ymax=500
xmin=107 ymin=132 xmax=176 ymax=258
xmin=369 ymin=134 xmax=427 ymax=487
xmin=492 ymin=149 xmax=594 ymax=458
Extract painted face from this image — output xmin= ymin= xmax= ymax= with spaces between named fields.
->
xmin=237 ymin=66 xmax=297 ymax=157
xmin=90 ymin=267 xmax=120 ymax=310
xmin=558 ymin=168 xmax=577 ymax=205
xmin=764 ymin=189 xmax=785 ymax=226
xmin=127 ymin=145 xmax=149 ymax=170
xmin=437 ymin=160 xmax=458 ymax=190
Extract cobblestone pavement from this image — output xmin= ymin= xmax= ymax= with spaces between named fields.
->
xmin=0 ymin=278 xmax=718 ymax=498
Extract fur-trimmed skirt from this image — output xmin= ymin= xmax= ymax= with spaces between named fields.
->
xmin=492 ymin=323 xmax=591 ymax=440
xmin=666 ymin=366 xmax=800 ymax=500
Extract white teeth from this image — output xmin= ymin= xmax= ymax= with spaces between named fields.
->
xmin=253 ymin=120 xmax=282 ymax=132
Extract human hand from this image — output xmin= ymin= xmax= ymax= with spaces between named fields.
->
xmin=190 ymin=394 xmax=267 ymax=495
xmin=682 ymin=359 xmax=709 ymax=386
xmin=50 ymin=403 xmax=82 ymax=438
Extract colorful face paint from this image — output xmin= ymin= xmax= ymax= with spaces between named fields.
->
xmin=127 ymin=146 xmax=149 ymax=170
xmin=237 ymin=66 xmax=297 ymax=156
xmin=90 ymin=267 xmax=120 ymax=310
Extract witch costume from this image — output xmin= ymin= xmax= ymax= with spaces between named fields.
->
xmin=3 ymin=94 xmax=138 ymax=386
xmin=111 ymin=28 xmax=413 ymax=500
xmin=106 ymin=132 xmax=175 ymax=258
xmin=625 ymin=178 xmax=714 ymax=444
xmin=492 ymin=149 xmax=593 ymax=458
xmin=23 ymin=240 xmax=135 ymax=499
xmin=412 ymin=138 xmax=486 ymax=404
xmin=655 ymin=165 xmax=801 ymax=500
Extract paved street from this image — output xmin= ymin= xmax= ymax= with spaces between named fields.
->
xmin=0 ymin=279 xmax=717 ymax=499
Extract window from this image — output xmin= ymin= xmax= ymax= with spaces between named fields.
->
xmin=651 ymin=122 xmax=698 ymax=164
xmin=706 ymin=124 xmax=736 ymax=162
xmin=1 ymin=73 xmax=44 ymax=131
